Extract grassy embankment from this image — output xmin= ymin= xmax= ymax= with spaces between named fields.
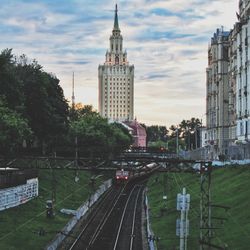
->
xmin=147 ymin=166 xmax=250 ymax=250
xmin=0 ymin=168 xmax=109 ymax=250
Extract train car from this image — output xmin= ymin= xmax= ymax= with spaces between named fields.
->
xmin=115 ymin=169 xmax=129 ymax=184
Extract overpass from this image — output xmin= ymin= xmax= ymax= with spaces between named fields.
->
xmin=0 ymin=152 xmax=214 ymax=249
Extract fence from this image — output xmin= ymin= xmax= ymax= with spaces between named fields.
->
xmin=185 ymin=144 xmax=250 ymax=161
xmin=145 ymin=195 xmax=157 ymax=250
xmin=45 ymin=179 xmax=112 ymax=250
xmin=0 ymin=178 xmax=39 ymax=211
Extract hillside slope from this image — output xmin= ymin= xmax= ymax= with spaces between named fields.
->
xmin=147 ymin=166 xmax=250 ymax=249
xmin=0 ymin=169 xmax=107 ymax=250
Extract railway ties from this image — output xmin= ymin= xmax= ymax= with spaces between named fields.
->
xmin=67 ymin=186 xmax=124 ymax=250
xmin=113 ymin=184 xmax=144 ymax=250
xmin=67 ymin=180 xmax=146 ymax=250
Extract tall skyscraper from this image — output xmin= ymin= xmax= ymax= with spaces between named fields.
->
xmin=98 ymin=4 xmax=134 ymax=122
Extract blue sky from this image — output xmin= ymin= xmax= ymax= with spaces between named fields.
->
xmin=0 ymin=0 xmax=238 ymax=125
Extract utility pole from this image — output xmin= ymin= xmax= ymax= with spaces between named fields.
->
xmin=71 ymin=71 xmax=79 ymax=182
xmin=74 ymin=135 xmax=79 ymax=182
xmin=199 ymin=162 xmax=212 ymax=250
xmin=195 ymin=126 xmax=198 ymax=149
xmin=199 ymin=162 xmax=229 ymax=249
xmin=50 ymin=152 xmax=57 ymax=202
xmin=162 ymin=174 xmax=168 ymax=211
xmin=176 ymin=127 xmax=179 ymax=156
xmin=176 ymin=187 xmax=190 ymax=250
xmin=72 ymin=71 xmax=75 ymax=110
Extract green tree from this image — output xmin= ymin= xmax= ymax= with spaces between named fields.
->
xmin=179 ymin=118 xmax=201 ymax=150
xmin=0 ymin=49 xmax=70 ymax=154
xmin=70 ymin=113 xmax=132 ymax=158
xmin=146 ymin=125 xmax=168 ymax=143
xmin=0 ymin=98 xmax=32 ymax=155
xmin=0 ymin=49 xmax=25 ymax=112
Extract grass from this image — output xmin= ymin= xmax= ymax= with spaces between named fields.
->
xmin=147 ymin=166 xmax=250 ymax=250
xmin=0 ymin=168 xmax=109 ymax=250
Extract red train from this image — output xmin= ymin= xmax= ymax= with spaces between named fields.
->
xmin=115 ymin=169 xmax=129 ymax=183
xmin=114 ymin=163 xmax=158 ymax=184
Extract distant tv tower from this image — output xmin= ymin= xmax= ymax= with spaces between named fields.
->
xmin=72 ymin=72 xmax=75 ymax=110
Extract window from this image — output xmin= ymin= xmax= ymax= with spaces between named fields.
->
xmin=115 ymin=56 xmax=119 ymax=64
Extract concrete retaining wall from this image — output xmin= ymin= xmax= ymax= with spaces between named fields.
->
xmin=145 ymin=195 xmax=157 ymax=250
xmin=45 ymin=179 xmax=112 ymax=250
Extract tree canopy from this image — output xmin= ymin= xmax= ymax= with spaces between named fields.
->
xmin=146 ymin=117 xmax=202 ymax=152
xmin=0 ymin=97 xmax=32 ymax=155
xmin=0 ymin=49 xmax=69 ymax=154
xmin=69 ymin=105 xmax=132 ymax=158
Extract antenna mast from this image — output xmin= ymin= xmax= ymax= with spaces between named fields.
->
xmin=72 ymin=72 xmax=75 ymax=110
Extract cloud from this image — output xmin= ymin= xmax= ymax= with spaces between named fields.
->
xmin=0 ymin=0 xmax=238 ymax=125
xmin=56 ymin=60 xmax=90 ymax=65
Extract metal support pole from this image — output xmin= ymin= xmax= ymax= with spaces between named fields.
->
xmin=176 ymin=127 xmax=179 ymax=156
xmin=180 ymin=188 xmax=186 ymax=250
xmin=177 ymin=187 xmax=190 ymax=250
xmin=50 ymin=152 xmax=57 ymax=202
xmin=200 ymin=162 xmax=212 ymax=250
xmin=74 ymin=136 xmax=79 ymax=182
xmin=185 ymin=202 xmax=189 ymax=250
xmin=195 ymin=126 xmax=198 ymax=149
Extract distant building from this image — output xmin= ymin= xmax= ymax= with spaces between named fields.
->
xmin=205 ymin=0 xmax=250 ymax=159
xmin=200 ymin=127 xmax=208 ymax=148
xmin=123 ymin=119 xmax=147 ymax=147
xmin=98 ymin=4 xmax=134 ymax=122
xmin=206 ymin=28 xmax=230 ymax=159
xmin=228 ymin=23 xmax=238 ymax=145
xmin=235 ymin=0 xmax=250 ymax=142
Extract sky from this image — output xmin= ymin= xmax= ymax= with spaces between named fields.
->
xmin=0 ymin=0 xmax=239 ymax=126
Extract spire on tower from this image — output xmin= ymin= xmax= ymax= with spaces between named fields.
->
xmin=113 ymin=4 xmax=120 ymax=31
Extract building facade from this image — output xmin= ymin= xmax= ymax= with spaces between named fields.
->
xmin=123 ymin=119 xmax=147 ymax=147
xmin=236 ymin=0 xmax=250 ymax=142
xmin=98 ymin=5 xmax=134 ymax=122
xmin=206 ymin=29 xmax=230 ymax=159
xmin=228 ymin=24 xmax=238 ymax=145
xmin=205 ymin=0 xmax=250 ymax=160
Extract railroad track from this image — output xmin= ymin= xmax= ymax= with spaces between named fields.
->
xmin=67 ymin=185 xmax=125 ymax=250
xmin=67 ymin=179 xmax=146 ymax=250
xmin=113 ymin=184 xmax=144 ymax=250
